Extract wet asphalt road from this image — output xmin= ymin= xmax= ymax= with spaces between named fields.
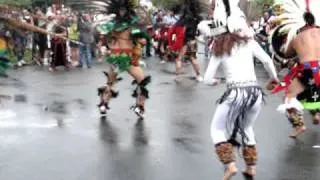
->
xmin=1 ymin=53 xmax=320 ymax=180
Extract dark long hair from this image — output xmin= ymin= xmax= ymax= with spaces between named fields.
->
xmin=212 ymin=32 xmax=250 ymax=57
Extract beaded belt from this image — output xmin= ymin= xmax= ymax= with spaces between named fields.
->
xmin=226 ymin=80 xmax=258 ymax=89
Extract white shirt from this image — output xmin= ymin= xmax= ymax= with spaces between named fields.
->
xmin=204 ymin=40 xmax=278 ymax=85
xmin=163 ymin=15 xmax=178 ymax=26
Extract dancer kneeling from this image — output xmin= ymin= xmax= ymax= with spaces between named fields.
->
xmin=96 ymin=0 xmax=151 ymax=119
xmin=204 ymin=0 xmax=279 ymax=179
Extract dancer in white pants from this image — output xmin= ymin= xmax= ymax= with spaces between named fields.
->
xmin=204 ymin=1 xmax=279 ymax=179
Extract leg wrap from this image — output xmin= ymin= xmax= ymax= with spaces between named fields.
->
xmin=97 ymin=86 xmax=118 ymax=110
xmin=215 ymin=142 xmax=235 ymax=165
xmin=286 ymin=108 xmax=304 ymax=128
xmin=242 ymin=145 xmax=257 ymax=166
xmin=132 ymin=76 xmax=151 ymax=99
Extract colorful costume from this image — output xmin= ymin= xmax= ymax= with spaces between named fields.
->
xmin=50 ymin=25 xmax=69 ymax=70
xmin=205 ymin=0 xmax=278 ymax=179
xmin=270 ymin=0 xmax=320 ymax=130
xmin=0 ymin=26 xmax=9 ymax=77
xmin=168 ymin=1 xmax=202 ymax=59
xmin=95 ymin=0 xmax=151 ymax=119
xmin=167 ymin=0 xmax=205 ymax=81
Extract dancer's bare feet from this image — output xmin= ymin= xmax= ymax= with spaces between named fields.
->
xmin=49 ymin=67 xmax=55 ymax=72
xmin=174 ymin=75 xmax=181 ymax=82
xmin=289 ymin=126 xmax=306 ymax=138
xmin=223 ymin=162 xmax=238 ymax=180
xmin=242 ymin=166 xmax=256 ymax=180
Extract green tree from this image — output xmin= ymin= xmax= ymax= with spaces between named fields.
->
xmin=151 ymin=0 xmax=181 ymax=9
xmin=0 ymin=0 xmax=33 ymax=6
xmin=241 ymin=0 xmax=275 ymax=21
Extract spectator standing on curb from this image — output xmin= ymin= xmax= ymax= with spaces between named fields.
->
xmin=68 ymin=15 xmax=80 ymax=67
xmin=79 ymin=14 xmax=94 ymax=69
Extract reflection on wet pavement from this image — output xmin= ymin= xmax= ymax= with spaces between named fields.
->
xmin=0 ymin=56 xmax=320 ymax=180
xmin=13 ymin=94 xmax=27 ymax=103
xmin=99 ymin=117 xmax=119 ymax=145
xmin=133 ymin=120 xmax=149 ymax=147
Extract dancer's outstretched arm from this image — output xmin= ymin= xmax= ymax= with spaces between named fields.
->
xmin=204 ymin=56 xmax=222 ymax=85
xmin=251 ymin=40 xmax=279 ymax=82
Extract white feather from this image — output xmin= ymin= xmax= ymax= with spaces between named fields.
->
xmin=213 ymin=0 xmax=227 ymax=26
xmin=275 ymin=0 xmax=320 ymax=51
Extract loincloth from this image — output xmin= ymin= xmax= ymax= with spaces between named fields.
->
xmin=106 ymin=46 xmax=142 ymax=72
xmin=273 ymin=60 xmax=320 ymax=110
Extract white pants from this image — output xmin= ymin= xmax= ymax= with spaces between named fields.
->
xmin=210 ymin=89 xmax=263 ymax=146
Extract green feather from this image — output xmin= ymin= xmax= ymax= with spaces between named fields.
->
xmin=132 ymin=29 xmax=150 ymax=39
xmin=97 ymin=22 xmax=115 ymax=34
xmin=106 ymin=53 xmax=131 ymax=72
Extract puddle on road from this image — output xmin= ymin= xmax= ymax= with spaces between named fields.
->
xmin=50 ymin=101 xmax=68 ymax=114
xmin=13 ymin=94 xmax=28 ymax=103
xmin=0 ymin=77 xmax=27 ymax=89
xmin=0 ymin=94 xmax=12 ymax=100
xmin=159 ymin=82 xmax=172 ymax=85
xmin=48 ymin=92 xmax=64 ymax=97
xmin=72 ymin=98 xmax=87 ymax=110
xmin=173 ymin=137 xmax=200 ymax=153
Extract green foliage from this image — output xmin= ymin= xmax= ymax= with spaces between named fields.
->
xmin=255 ymin=0 xmax=275 ymax=9
xmin=151 ymin=0 xmax=182 ymax=9
xmin=243 ymin=0 xmax=275 ymax=20
xmin=0 ymin=0 xmax=33 ymax=6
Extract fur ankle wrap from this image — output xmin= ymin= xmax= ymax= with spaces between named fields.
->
xmin=243 ymin=145 xmax=257 ymax=166
xmin=215 ymin=142 xmax=235 ymax=164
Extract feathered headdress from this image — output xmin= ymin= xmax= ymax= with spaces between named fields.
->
xmin=274 ymin=0 xmax=320 ymax=51
xmin=212 ymin=0 xmax=252 ymax=37
xmin=176 ymin=0 xmax=208 ymax=26
xmin=106 ymin=0 xmax=137 ymax=22
xmin=67 ymin=0 xmax=141 ymax=32
xmin=66 ymin=0 xmax=137 ymax=20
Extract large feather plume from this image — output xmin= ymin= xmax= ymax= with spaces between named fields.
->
xmin=176 ymin=0 xmax=209 ymax=26
xmin=275 ymin=0 xmax=320 ymax=51
xmin=66 ymin=0 xmax=140 ymax=25
xmin=213 ymin=0 xmax=228 ymax=26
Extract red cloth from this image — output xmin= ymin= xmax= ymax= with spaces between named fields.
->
xmin=168 ymin=25 xmax=186 ymax=52
xmin=272 ymin=61 xmax=320 ymax=94
xmin=271 ymin=64 xmax=303 ymax=94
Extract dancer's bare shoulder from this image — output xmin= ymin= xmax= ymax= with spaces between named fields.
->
xmin=293 ymin=28 xmax=320 ymax=62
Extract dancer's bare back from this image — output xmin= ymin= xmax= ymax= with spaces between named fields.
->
xmin=286 ymin=28 xmax=320 ymax=62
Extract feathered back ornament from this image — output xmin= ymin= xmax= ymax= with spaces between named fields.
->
xmin=106 ymin=0 xmax=137 ymax=23
xmin=176 ymin=0 xmax=208 ymax=26
xmin=66 ymin=0 xmax=137 ymax=24
xmin=275 ymin=0 xmax=320 ymax=51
